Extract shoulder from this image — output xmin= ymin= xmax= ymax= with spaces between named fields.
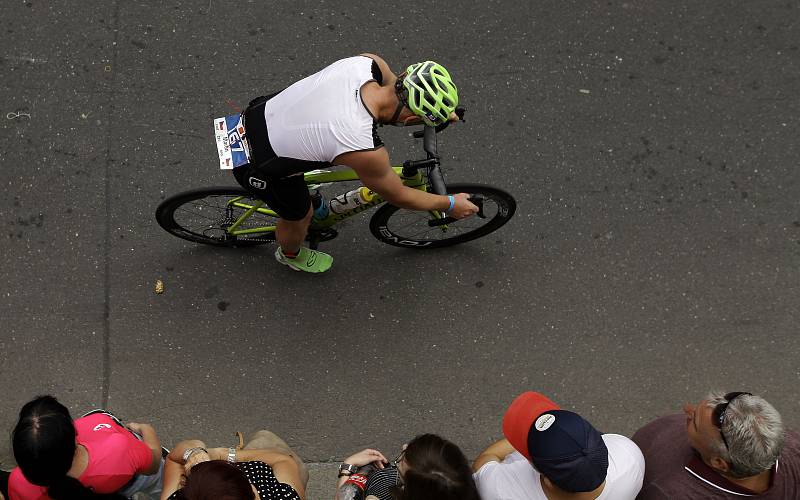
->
xmin=473 ymin=454 xmax=533 ymax=481
xmin=785 ymin=429 xmax=800 ymax=449
xmin=358 ymin=53 xmax=397 ymax=87
xmin=778 ymin=430 xmax=800 ymax=476
xmin=74 ymin=412 xmax=121 ymax=434
xmin=633 ymin=414 xmax=684 ymax=448
xmin=603 ymin=434 xmax=644 ymax=462
xmin=601 ymin=435 xmax=646 ymax=496
xmin=474 ymin=458 xmax=541 ymax=500
xmin=80 ymin=423 xmax=149 ymax=462
xmin=359 ymin=53 xmax=387 ymax=68
xmin=75 ymin=413 xmax=130 ymax=441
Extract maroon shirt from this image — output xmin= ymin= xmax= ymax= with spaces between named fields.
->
xmin=633 ymin=414 xmax=800 ymax=499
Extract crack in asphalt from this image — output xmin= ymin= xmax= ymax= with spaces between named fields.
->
xmin=101 ymin=0 xmax=121 ymax=409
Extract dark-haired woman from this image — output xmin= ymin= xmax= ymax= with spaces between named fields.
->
xmin=336 ymin=434 xmax=481 ymax=500
xmin=160 ymin=430 xmax=307 ymax=500
xmin=8 ymin=395 xmax=164 ymax=500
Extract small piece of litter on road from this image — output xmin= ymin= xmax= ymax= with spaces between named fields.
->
xmin=154 ymin=280 xmax=165 ymax=294
xmin=579 ymin=89 xmax=591 ymax=94
xmin=6 ymin=111 xmax=31 ymax=120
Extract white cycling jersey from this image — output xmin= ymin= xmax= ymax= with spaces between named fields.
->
xmin=264 ymin=56 xmax=383 ymax=163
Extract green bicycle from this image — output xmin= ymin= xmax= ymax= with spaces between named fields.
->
xmin=156 ymin=126 xmax=516 ymax=249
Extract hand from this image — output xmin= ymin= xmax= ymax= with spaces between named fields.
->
xmin=344 ymin=448 xmax=388 ymax=469
xmin=126 ymin=422 xmax=152 ymax=435
xmin=449 ymin=107 xmax=466 ymax=122
xmin=449 ymin=193 xmax=479 ymax=219
xmin=184 ymin=449 xmax=211 ymax=475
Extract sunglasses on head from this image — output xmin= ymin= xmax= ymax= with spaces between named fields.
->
xmin=711 ymin=391 xmax=752 ymax=449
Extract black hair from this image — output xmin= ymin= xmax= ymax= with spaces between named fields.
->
xmin=1 ymin=469 xmax=10 ymax=499
xmin=392 ymin=434 xmax=481 ymax=500
xmin=173 ymin=460 xmax=255 ymax=500
xmin=12 ymin=395 xmax=126 ymax=500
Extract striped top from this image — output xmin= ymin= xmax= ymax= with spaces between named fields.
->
xmin=365 ymin=466 xmax=400 ymax=500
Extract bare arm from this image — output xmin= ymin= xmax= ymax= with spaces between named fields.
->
xmin=126 ymin=422 xmax=162 ymax=475
xmin=472 ymin=438 xmax=516 ymax=472
xmin=161 ymin=439 xmax=208 ymax=500
xmin=333 ymin=449 xmax=388 ymax=498
xmin=335 ymin=148 xmax=478 ymax=218
xmin=160 ymin=456 xmax=185 ymax=500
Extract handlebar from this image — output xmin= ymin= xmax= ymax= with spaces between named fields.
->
xmin=407 ymin=107 xmax=467 ymax=197
xmin=411 ymin=125 xmax=440 ymax=158
xmin=428 ymin=165 xmax=447 ymax=196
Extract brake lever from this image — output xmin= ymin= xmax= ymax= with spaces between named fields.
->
xmin=427 ymin=195 xmax=486 ymax=227
xmin=469 ymin=195 xmax=486 ymax=218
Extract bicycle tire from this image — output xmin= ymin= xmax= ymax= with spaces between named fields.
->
xmin=155 ymin=187 xmax=277 ymax=247
xmin=369 ymin=183 xmax=516 ymax=249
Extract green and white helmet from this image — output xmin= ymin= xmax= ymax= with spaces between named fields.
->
xmin=400 ymin=61 xmax=459 ymax=126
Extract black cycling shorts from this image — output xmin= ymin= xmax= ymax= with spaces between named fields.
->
xmin=233 ymin=165 xmax=310 ymax=221
xmin=232 ymin=94 xmax=324 ymax=221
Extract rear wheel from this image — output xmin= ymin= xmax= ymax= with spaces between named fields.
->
xmin=369 ymin=183 xmax=516 ymax=249
xmin=156 ymin=187 xmax=277 ymax=246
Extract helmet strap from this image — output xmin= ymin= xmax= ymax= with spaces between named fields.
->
xmin=388 ymin=99 xmax=405 ymax=125
xmin=388 ymin=75 xmax=409 ymax=126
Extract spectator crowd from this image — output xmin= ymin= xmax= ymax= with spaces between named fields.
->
xmin=0 ymin=390 xmax=797 ymax=500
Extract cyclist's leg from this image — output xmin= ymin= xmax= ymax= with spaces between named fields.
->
xmin=237 ymin=97 xmax=333 ymax=271
xmin=274 ymin=211 xmax=333 ymax=273
xmin=276 ymin=206 xmax=312 ymax=255
xmin=232 ymin=167 xmax=332 ymax=272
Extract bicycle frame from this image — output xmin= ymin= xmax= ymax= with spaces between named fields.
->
xmin=223 ymin=166 xmax=431 ymax=237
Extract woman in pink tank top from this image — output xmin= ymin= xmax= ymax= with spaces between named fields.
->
xmin=8 ymin=395 xmax=163 ymax=500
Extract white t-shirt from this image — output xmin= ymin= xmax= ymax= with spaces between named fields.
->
xmin=264 ymin=55 xmax=380 ymax=162
xmin=473 ymin=434 xmax=645 ymax=500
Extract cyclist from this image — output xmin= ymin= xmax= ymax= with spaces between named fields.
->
xmin=234 ymin=54 xmax=479 ymax=273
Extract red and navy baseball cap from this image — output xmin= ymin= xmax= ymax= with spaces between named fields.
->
xmin=502 ymin=392 xmax=609 ymax=493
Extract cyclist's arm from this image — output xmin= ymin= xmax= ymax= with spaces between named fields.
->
xmin=337 ymin=148 xmax=451 ymax=212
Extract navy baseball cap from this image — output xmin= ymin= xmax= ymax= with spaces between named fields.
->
xmin=502 ymin=392 xmax=609 ymax=493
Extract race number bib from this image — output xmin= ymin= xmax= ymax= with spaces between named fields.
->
xmin=213 ymin=114 xmax=250 ymax=169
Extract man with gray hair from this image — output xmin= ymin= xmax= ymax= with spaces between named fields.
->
xmin=633 ymin=391 xmax=800 ymax=498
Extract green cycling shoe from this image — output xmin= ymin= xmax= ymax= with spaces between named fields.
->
xmin=274 ymin=246 xmax=333 ymax=273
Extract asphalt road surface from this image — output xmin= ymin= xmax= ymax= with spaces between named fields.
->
xmin=1 ymin=0 xmax=798 ymax=471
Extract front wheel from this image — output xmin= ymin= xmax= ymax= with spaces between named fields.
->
xmin=369 ymin=183 xmax=516 ymax=249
